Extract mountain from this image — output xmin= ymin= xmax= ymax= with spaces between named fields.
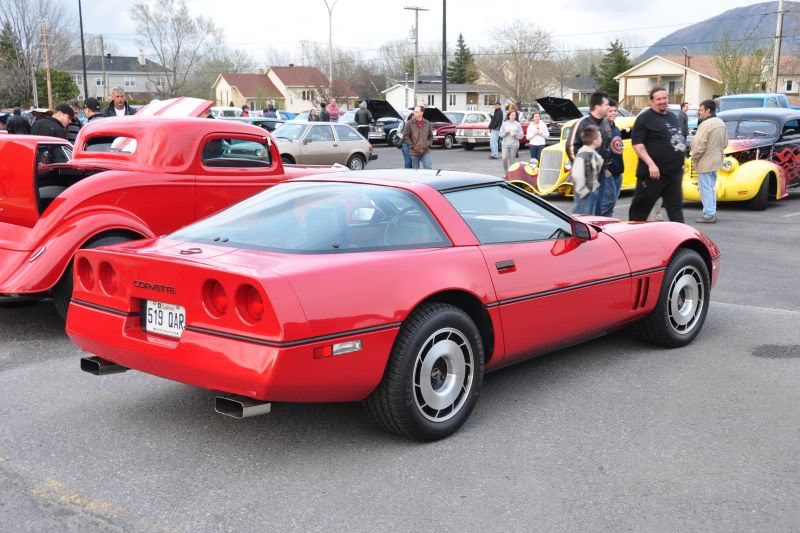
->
xmin=641 ymin=1 xmax=800 ymax=58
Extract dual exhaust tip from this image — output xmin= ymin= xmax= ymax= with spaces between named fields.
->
xmin=80 ymin=356 xmax=271 ymax=418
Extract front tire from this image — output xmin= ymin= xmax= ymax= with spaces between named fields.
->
xmin=632 ymin=248 xmax=710 ymax=348
xmin=443 ymin=134 xmax=455 ymax=149
xmin=53 ymin=234 xmax=136 ymax=320
xmin=347 ymin=154 xmax=366 ymax=170
xmin=747 ymin=175 xmax=769 ymax=211
xmin=280 ymin=154 xmax=294 ymax=165
xmin=389 ymin=132 xmax=402 ymax=147
xmin=364 ymin=302 xmax=484 ymax=441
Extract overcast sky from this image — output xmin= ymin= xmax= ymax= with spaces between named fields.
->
xmin=75 ymin=0 xmax=772 ymax=64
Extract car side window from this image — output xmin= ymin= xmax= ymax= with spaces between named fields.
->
xmin=445 ymin=185 xmax=573 ymax=244
xmin=766 ymin=98 xmax=779 ymax=108
xmin=308 ymin=125 xmax=334 ymax=143
xmin=202 ymin=137 xmax=272 ymax=168
xmin=781 ymin=119 xmax=800 ymax=139
xmin=334 ymin=125 xmax=363 ymax=141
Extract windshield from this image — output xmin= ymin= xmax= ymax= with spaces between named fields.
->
xmin=273 ymin=123 xmax=306 ymax=140
xmin=723 ymin=119 xmax=778 ymax=140
xmin=445 ymin=112 xmax=464 ymax=124
xmin=719 ymin=98 xmax=764 ymax=112
xmin=170 ymin=182 xmax=449 ymax=254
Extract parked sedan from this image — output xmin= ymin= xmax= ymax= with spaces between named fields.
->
xmin=273 ymin=121 xmax=377 ymax=169
xmin=69 ymin=170 xmax=719 ymax=441
xmin=220 ymin=116 xmax=285 ymax=132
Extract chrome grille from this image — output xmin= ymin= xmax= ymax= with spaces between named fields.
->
xmin=538 ymin=149 xmax=565 ymax=190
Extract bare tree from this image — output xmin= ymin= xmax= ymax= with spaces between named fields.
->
xmin=185 ymin=47 xmax=256 ymax=99
xmin=264 ymin=45 xmax=295 ymax=67
xmin=477 ymin=22 xmax=554 ymax=105
xmin=550 ymin=46 xmax=577 ymax=98
xmin=130 ymin=0 xmax=221 ymax=97
xmin=84 ymin=34 xmax=120 ymax=57
xmin=572 ymin=49 xmax=604 ymax=76
xmin=713 ymin=31 xmax=772 ymax=95
xmin=0 ymin=0 xmax=76 ymax=106
xmin=378 ymin=39 xmax=444 ymax=81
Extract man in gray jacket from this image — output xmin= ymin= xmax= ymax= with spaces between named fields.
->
xmin=690 ymin=99 xmax=728 ymax=223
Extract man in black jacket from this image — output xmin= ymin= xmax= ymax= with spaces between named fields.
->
xmin=31 ymin=104 xmax=73 ymax=139
xmin=6 ymin=107 xmax=31 ymax=134
xmin=354 ymin=101 xmax=373 ymax=139
xmin=104 ymin=87 xmax=135 ymax=117
xmin=319 ymin=102 xmax=330 ymax=122
xmin=84 ymin=98 xmax=104 ymax=122
xmin=488 ymin=101 xmax=503 ymax=159
xmin=569 ymin=92 xmax=611 ymax=164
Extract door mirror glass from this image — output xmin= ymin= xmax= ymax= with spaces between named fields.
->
xmin=572 ymin=220 xmax=594 ymax=240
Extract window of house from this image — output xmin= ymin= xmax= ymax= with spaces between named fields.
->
xmin=427 ymin=94 xmax=435 ymax=106
xmin=449 ymin=94 xmax=456 ymax=106
xmin=124 ymin=76 xmax=135 ymax=87
xmin=786 ymin=80 xmax=794 ymax=93
xmin=301 ymin=90 xmax=315 ymax=101
xmin=74 ymin=74 xmax=83 ymax=85
xmin=95 ymin=77 xmax=104 ymax=86
xmin=483 ymin=94 xmax=499 ymax=105
xmin=202 ymin=138 xmax=272 ymax=168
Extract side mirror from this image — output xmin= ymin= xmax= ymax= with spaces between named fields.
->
xmin=303 ymin=138 xmax=311 ymax=145
xmin=572 ymin=219 xmax=597 ymax=241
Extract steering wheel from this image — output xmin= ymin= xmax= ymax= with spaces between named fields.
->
xmin=383 ymin=206 xmax=419 ymax=246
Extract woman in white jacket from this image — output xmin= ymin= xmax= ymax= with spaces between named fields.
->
xmin=499 ymin=111 xmax=524 ymax=173
xmin=526 ymin=112 xmax=549 ymax=163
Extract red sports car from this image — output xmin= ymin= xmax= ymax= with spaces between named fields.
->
xmin=67 ymin=171 xmax=720 ymax=441
xmin=0 ymin=99 xmax=341 ymax=318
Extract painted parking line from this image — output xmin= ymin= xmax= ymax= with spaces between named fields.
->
xmin=781 ymin=211 xmax=800 ymax=218
xmin=713 ymin=301 xmax=800 ymax=315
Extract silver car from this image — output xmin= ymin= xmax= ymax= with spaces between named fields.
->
xmin=273 ymin=121 xmax=377 ymax=170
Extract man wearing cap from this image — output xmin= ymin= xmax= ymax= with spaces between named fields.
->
xmin=30 ymin=104 xmax=73 ymax=139
xmin=84 ymin=98 xmax=104 ymax=122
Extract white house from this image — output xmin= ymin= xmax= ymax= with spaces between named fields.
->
xmin=212 ymin=73 xmax=284 ymax=111
xmin=61 ymin=52 xmax=169 ymax=101
xmin=382 ymin=82 xmax=502 ymax=112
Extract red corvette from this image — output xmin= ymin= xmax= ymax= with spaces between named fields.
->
xmin=67 ymin=171 xmax=720 ymax=441
xmin=0 ymin=99 xmax=341 ymax=318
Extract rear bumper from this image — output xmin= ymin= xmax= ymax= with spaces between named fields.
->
xmin=368 ymin=153 xmax=378 ymax=161
xmin=66 ymin=300 xmax=399 ymax=403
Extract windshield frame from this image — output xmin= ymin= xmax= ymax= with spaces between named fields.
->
xmin=723 ymin=119 xmax=779 ymax=140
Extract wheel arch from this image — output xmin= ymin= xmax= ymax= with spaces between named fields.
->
xmin=280 ymin=153 xmax=295 ymax=164
xmin=676 ymin=238 xmax=713 ymax=278
xmin=407 ymin=289 xmax=496 ymax=364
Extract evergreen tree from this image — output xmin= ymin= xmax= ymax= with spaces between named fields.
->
xmin=595 ymin=39 xmax=632 ymax=101
xmin=36 ymin=70 xmax=79 ymax=105
xmin=447 ymin=33 xmax=478 ymax=84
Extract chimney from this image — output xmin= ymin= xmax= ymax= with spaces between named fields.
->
xmin=137 ymin=48 xmax=146 ymax=66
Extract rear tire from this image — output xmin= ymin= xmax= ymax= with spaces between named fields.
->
xmin=463 ymin=144 xmax=474 ymax=151
xmin=53 ymin=234 xmax=136 ymax=320
xmin=632 ymin=248 xmax=710 ymax=348
xmin=347 ymin=154 xmax=366 ymax=170
xmin=364 ymin=302 xmax=484 ymax=441
xmin=747 ymin=175 xmax=769 ymax=211
xmin=443 ymin=135 xmax=455 ymax=149
xmin=280 ymin=154 xmax=294 ymax=165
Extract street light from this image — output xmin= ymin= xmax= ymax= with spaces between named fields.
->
xmin=78 ymin=0 xmax=89 ymax=101
xmin=322 ymin=0 xmax=338 ymax=97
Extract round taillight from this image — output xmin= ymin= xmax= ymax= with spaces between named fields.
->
xmin=236 ymin=284 xmax=264 ymax=324
xmin=202 ymin=279 xmax=228 ymax=317
xmin=76 ymin=257 xmax=94 ymax=291
xmin=98 ymin=261 xmax=118 ymax=295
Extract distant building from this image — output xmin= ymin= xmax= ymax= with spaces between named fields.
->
xmin=212 ymin=73 xmax=283 ymax=110
xmin=543 ymin=75 xmax=598 ymax=105
xmin=382 ymin=81 xmax=502 ymax=112
xmin=61 ymin=51 xmax=169 ymax=101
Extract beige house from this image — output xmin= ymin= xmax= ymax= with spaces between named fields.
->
xmin=615 ymin=55 xmax=723 ymax=111
xmin=212 ymin=73 xmax=284 ymax=111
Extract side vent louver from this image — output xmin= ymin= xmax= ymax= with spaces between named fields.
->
xmin=632 ymin=277 xmax=650 ymax=310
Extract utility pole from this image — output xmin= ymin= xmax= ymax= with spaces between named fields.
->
xmin=441 ymin=0 xmax=447 ymax=111
xmin=323 ymin=0 xmax=338 ymax=98
xmin=100 ymin=35 xmax=107 ymax=100
xmin=41 ymin=22 xmax=53 ymax=109
xmin=78 ymin=0 xmax=89 ymax=101
xmin=771 ymin=0 xmax=785 ymax=93
xmin=30 ymin=55 xmax=38 ymax=107
xmin=405 ymin=6 xmax=428 ymax=108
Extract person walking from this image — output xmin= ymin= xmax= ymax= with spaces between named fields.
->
xmin=488 ymin=101 xmax=503 ymax=160
xmin=84 ymin=98 xmax=104 ymax=122
xmin=31 ymin=104 xmax=73 ymax=139
xmin=326 ymin=98 xmax=341 ymax=121
xmin=595 ymin=100 xmax=625 ymax=216
xmin=355 ymin=101 xmax=373 ymax=140
xmin=569 ymin=92 xmax=611 ymax=164
xmin=402 ymin=105 xmax=433 ymax=169
xmin=499 ymin=110 xmax=524 ymax=174
xmin=104 ymin=88 xmax=135 ymax=117
xmin=628 ymin=87 xmax=687 ymax=223
xmin=679 ymin=102 xmax=689 ymax=139
xmin=5 ymin=107 xmax=31 ymax=134
xmin=319 ymin=102 xmax=330 ymax=122
xmin=571 ymin=125 xmax=604 ymax=215
xmin=526 ymin=111 xmax=548 ymax=163
xmin=691 ymin=99 xmax=728 ymax=223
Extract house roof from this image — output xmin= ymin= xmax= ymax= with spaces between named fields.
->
xmin=614 ymin=55 xmax=723 ymax=83
xmin=218 ymin=73 xmax=281 ymax=97
xmin=565 ymin=75 xmax=597 ymax=92
xmin=269 ymin=66 xmax=329 ymax=87
xmin=60 ymin=54 xmax=167 ymax=73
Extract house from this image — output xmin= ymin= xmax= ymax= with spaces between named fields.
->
xmin=61 ymin=52 xmax=169 ymax=102
xmin=543 ymin=75 xmax=597 ymax=105
xmin=776 ymin=56 xmax=800 ymax=105
xmin=615 ymin=55 xmax=723 ymax=111
xmin=212 ymin=73 xmax=283 ymax=111
xmin=382 ymin=81 xmax=502 ymax=113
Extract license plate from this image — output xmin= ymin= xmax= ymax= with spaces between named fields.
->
xmin=143 ymin=300 xmax=186 ymax=338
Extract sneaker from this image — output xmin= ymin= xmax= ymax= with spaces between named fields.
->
xmin=488 ymin=155 xmax=499 ymax=159
xmin=695 ymin=215 xmax=717 ymax=224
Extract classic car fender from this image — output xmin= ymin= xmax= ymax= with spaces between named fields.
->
xmin=683 ymin=159 xmax=783 ymax=202
xmin=0 ymin=209 xmax=154 ymax=295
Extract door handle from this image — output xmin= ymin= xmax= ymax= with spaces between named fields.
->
xmin=495 ymin=260 xmax=515 ymax=271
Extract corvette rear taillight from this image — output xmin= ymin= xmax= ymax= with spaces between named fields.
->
xmin=98 ymin=261 xmax=118 ymax=295
xmin=76 ymin=257 xmax=95 ymax=291
xmin=236 ymin=284 xmax=264 ymax=324
xmin=202 ymin=279 xmax=228 ymax=317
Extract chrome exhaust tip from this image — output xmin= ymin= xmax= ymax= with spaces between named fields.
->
xmin=215 ymin=396 xmax=271 ymax=419
xmin=80 ymin=356 xmax=128 ymax=376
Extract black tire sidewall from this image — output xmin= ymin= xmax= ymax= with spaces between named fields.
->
xmin=348 ymin=155 xmax=365 ymax=170
xmin=651 ymin=249 xmax=711 ymax=347
xmin=443 ymin=135 xmax=454 ymax=149
xmin=463 ymin=144 xmax=474 ymax=151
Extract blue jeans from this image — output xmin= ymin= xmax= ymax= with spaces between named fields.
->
xmin=401 ymin=142 xmax=412 ymax=168
xmin=573 ymin=190 xmax=599 ymax=215
xmin=411 ymin=152 xmax=432 ymax=169
xmin=595 ymin=174 xmax=622 ymax=217
xmin=490 ymin=130 xmax=500 ymax=158
xmin=698 ymin=171 xmax=717 ymax=217
xmin=528 ymin=144 xmax=544 ymax=162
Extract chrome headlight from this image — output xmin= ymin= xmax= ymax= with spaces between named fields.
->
xmin=433 ymin=129 xmax=438 ymax=135
xmin=721 ymin=159 xmax=734 ymax=172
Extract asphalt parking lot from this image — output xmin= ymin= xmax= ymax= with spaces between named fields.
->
xmin=1 ymin=144 xmax=799 ymax=532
